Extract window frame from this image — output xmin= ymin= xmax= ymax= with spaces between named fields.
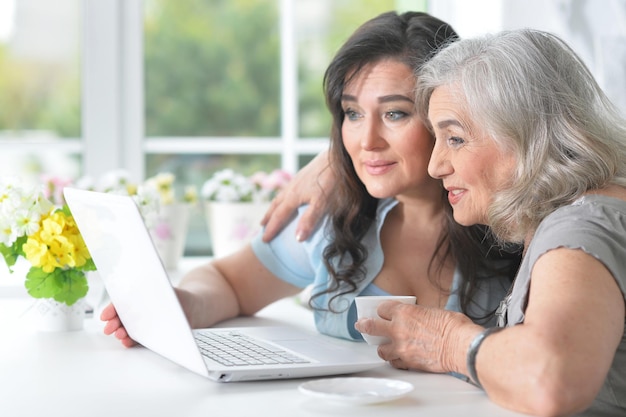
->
xmin=82 ymin=0 xmax=328 ymax=182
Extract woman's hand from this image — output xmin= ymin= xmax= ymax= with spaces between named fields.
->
xmin=261 ymin=150 xmax=333 ymax=242
xmin=100 ymin=287 xmax=197 ymax=348
xmin=355 ymin=301 xmax=480 ymax=374
xmin=101 ymin=303 xmax=137 ymax=348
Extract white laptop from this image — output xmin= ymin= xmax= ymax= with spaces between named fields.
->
xmin=63 ymin=187 xmax=383 ymax=382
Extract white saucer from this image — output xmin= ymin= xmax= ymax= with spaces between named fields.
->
xmin=298 ymin=377 xmax=414 ymax=405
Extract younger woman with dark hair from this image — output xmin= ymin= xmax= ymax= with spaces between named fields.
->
xmin=101 ymin=11 xmax=519 ymax=347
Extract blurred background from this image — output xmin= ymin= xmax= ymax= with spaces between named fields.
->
xmin=0 ymin=0 xmax=624 ymax=256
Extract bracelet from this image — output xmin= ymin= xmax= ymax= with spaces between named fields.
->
xmin=466 ymin=326 xmax=504 ymax=389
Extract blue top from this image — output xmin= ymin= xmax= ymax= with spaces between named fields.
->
xmin=252 ymin=198 xmax=508 ymax=340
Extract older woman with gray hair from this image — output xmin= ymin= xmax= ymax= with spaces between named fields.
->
xmin=354 ymin=29 xmax=626 ymax=416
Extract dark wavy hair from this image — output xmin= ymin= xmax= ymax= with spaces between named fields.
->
xmin=309 ymin=11 xmax=520 ymax=323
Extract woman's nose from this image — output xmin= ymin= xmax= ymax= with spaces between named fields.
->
xmin=428 ymin=144 xmax=450 ymax=179
xmin=360 ymin=119 xmax=385 ymax=150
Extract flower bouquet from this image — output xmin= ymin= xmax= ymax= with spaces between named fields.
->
xmin=0 ymin=177 xmax=96 ymax=306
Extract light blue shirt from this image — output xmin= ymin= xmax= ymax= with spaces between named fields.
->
xmin=251 ymin=198 xmax=503 ymax=340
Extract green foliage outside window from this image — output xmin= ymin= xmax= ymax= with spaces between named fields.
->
xmin=0 ymin=43 xmax=80 ymax=137
xmin=144 ymin=0 xmax=281 ymax=137
xmin=144 ymin=0 xmax=404 ymax=139
xmin=0 ymin=0 xmax=417 ymax=142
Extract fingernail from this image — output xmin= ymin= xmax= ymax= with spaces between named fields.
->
xmin=296 ymin=231 xmax=304 ymax=242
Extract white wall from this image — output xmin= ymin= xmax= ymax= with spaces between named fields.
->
xmin=429 ymin=0 xmax=626 ymax=113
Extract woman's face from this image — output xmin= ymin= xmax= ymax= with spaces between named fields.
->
xmin=341 ymin=60 xmax=440 ymax=200
xmin=427 ymin=85 xmax=516 ymax=226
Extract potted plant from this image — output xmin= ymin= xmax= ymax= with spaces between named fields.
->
xmin=0 ymin=177 xmax=96 ymax=331
xmin=141 ymin=172 xmax=198 ymax=270
xmin=201 ymin=169 xmax=291 ymax=257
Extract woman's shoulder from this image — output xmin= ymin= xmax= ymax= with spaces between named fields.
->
xmin=529 ymin=193 xmax=626 ymax=287
xmin=534 ymin=195 xmax=626 ymax=253
xmin=542 ymin=193 xmax=626 ymax=229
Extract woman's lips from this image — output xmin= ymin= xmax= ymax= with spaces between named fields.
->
xmin=447 ymin=188 xmax=465 ymax=205
xmin=364 ymin=161 xmax=396 ymax=175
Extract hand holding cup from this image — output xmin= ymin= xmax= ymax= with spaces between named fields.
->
xmin=354 ymin=295 xmax=416 ymax=345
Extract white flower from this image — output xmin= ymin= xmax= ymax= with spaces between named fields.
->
xmin=98 ymin=169 xmax=134 ymax=194
xmin=0 ymin=217 xmax=18 ymax=246
xmin=201 ymin=168 xmax=290 ymax=203
xmin=143 ymin=172 xmax=197 ymax=205
xmin=201 ymin=169 xmax=254 ymax=202
xmin=213 ymin=185 xmax=242 ymax=202
xmin=13 ymin=208 xmax=41 ymax=238
xmin=0 ymin=179 xmax=51 ymax=246
xmin=144 ymin=172 xmax=175 ymax=205
xmin=133 ymin=185 xmax=161 ymax=228
xmin=74 ymin=175 xmax=96 ymax=190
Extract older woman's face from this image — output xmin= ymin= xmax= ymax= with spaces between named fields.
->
xmin=427 ymin=85 xmax=516 ymax=226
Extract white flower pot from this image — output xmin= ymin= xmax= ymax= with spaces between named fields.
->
xmin=149 ymin=203 xmax=192 ymax=270
xmin=35 ymin=298 xmax=85 ymax=332
xmin=204 ymin=201 xmax=270 ymax=258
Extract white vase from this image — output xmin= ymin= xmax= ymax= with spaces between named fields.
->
xmin=204 ymin=201 xmax=270 ymax=258
xmin=35 ymin=298 xmax=85 ymax=332
xmin=149 ymin=203 xmax=191 ymax=270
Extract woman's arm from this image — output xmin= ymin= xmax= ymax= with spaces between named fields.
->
xmin=261 ymin=150 xmax=333 ymax=242
xmin=356 ymin=248 xmax=624 ymax=416
xmin=477 ymin=248 xmax=624 ymax=416
xmin=101 ymin=245 xmax=301 ymax=346
xmin=177 ymin=245 xmax=300 ymax=328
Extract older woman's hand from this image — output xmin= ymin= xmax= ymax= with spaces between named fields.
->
xmin=355 ymin=302 xmax=481 ymax=374
xmin=260 ymin=151 xmax=332 ymax=243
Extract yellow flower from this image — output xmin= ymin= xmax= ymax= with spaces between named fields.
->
xmin=160 ymin=189 xmax=175 ymax=205
xmin=145 ymin=172 xmax=175 ymax=204
xmin=153 ymin=172 xmax=175 ymax=189
xmin=126 ymin=183 xmax=138 ymax=196
xmin=183 ymin=185 xmax=198 ymax=203
xmin=49 ymin=234 xmax=76 ymax=269
xmin=66 ymin=217 xmax=90 ymax=267
xmin=22 ymin=236 xmax=48 ymax=267
xmin=20 ymin=209 xmax=91 ymax=273
xmin=69 ymin=233 xmax=91 ymax=268
xmin=40 ymin=212 xmax=64 ymax=239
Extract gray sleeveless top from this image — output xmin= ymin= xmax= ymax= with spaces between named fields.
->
xmin=497 ymin=195 xmax=626 ymax=416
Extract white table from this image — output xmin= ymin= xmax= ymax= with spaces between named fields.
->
xmin=0 ymin=259 xmax=528 ymax=417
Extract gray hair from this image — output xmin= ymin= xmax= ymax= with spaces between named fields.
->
xmin=416 ymin=29 xmax=626 ymax=242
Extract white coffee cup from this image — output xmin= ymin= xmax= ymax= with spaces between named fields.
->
xmin=354 ymin=295 xmax=417 ymax=345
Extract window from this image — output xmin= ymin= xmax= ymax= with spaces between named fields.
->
xmin=0 ymin=0 xmax=81 ymax=183
xmin=2 ymin=0 xmax=622 ymax=256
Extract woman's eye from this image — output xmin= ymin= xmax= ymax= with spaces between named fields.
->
xmin=344 ymin=109 xmax=361 ymax=121
xmin=447 ymin=136 xmax=465 ymax=146
xmin=386 ymin=110 xmax=408 ymax=121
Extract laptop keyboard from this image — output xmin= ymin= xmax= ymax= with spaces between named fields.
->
xmin=195 ymin=330 xmax=311 ymax=367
